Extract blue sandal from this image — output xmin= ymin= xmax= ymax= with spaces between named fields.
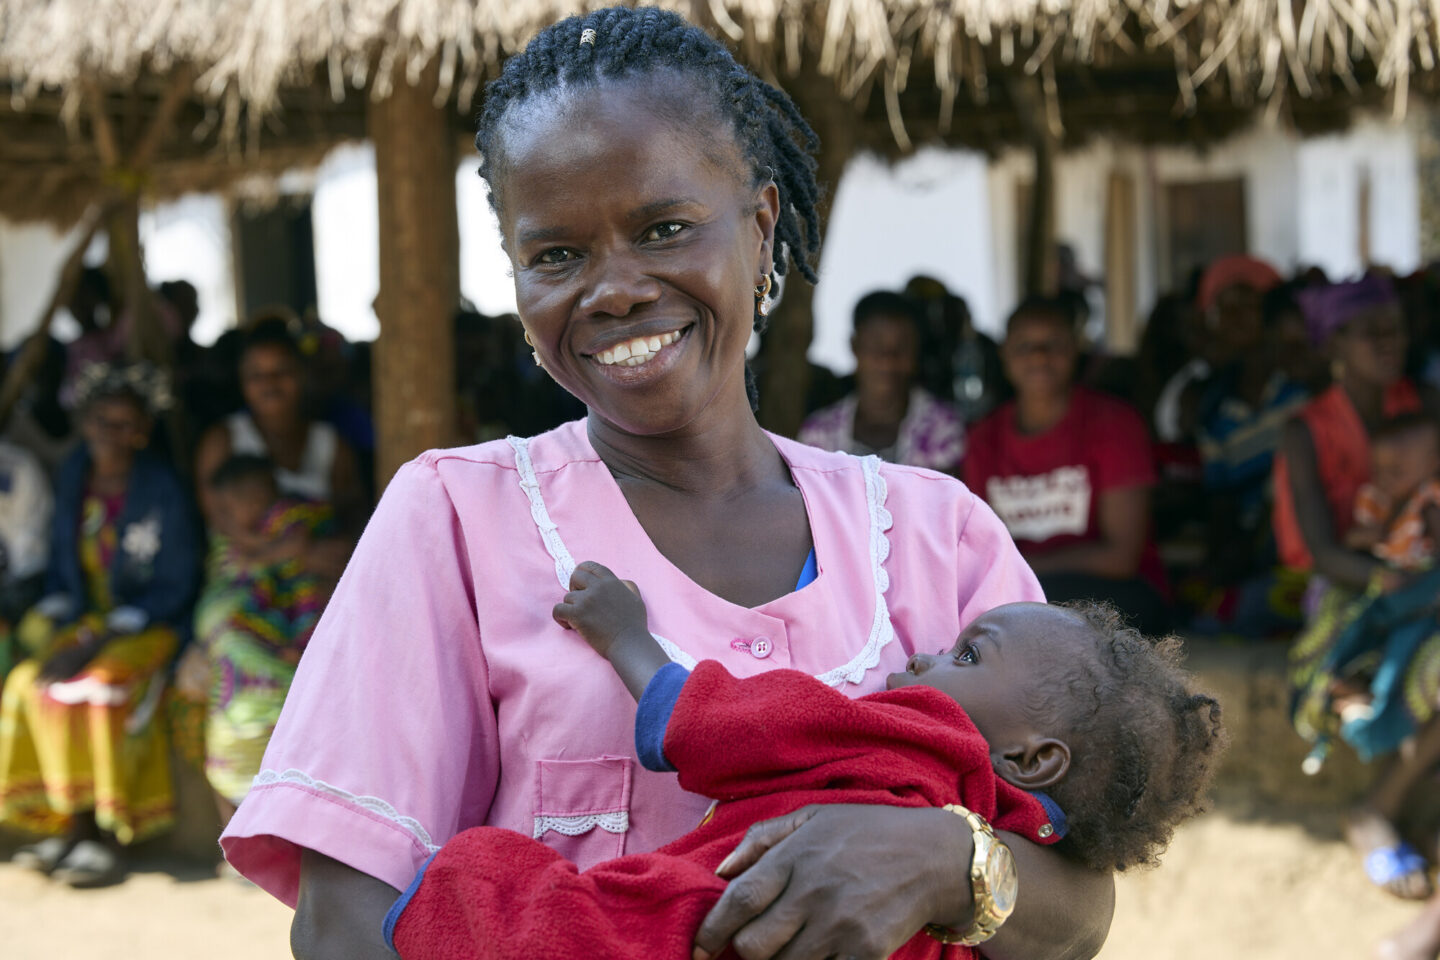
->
xmin=1364 ymin=841 xmax=1430 ymax=890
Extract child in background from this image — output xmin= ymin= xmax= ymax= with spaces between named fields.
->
xmin=1346 ymin=413 xmax=1440 ymax=590
xmin=383 ymin=562 xmax=1226 ymax=960
xmin=177 ymin=455 xmax=335 ymax=825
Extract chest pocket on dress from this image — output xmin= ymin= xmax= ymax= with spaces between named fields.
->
xmin=532 ymin=756 xmax=631 ymax=869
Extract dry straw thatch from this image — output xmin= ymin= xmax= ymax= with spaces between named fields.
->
xmin=0 ymin=1 xmax=1436 ymax=224
xmin=2 ymin=0 xmax=1438 ymax=118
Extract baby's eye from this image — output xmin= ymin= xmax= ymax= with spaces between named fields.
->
xmin=953 ymin=644 xmax=978 ymax=665
xmin=643 ymin=222 xmax=686 ymax=242
xmin=537 ymin=248 xmax=577 ymax=265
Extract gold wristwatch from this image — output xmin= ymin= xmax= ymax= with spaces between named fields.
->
xmin=924 ymin=803 xmax=1018 ymax=946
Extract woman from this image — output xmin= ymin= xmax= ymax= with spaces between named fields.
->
xmin=0 ymin=363 xmax=198 ymax=886
xmin=799 ymin=290 xmax=966 ymax=473
xmin=1276 ymin=276 xmax=1440 ymax=916
xmin=194 ymin=316 xmax=364 ymax=535
xmin=964 ymin=297 xmax=1168 ymax=636
xmin=222 ymin=10 xmax=1113 ymax=959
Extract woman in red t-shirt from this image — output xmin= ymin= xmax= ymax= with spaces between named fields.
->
xmin=964 ymin=298 xmax=1167 ymax=636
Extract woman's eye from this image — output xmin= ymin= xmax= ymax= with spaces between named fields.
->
xmin=954 ymin=644 xmax=978 ymax=665
xmin=644 ymin=222 xmax=686 ymax=242
xmin=537 ymin=248 xmax=576 ymax=265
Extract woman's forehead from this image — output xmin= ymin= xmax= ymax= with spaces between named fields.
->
xmin=490 ymin=80 xmax=747 ymax=204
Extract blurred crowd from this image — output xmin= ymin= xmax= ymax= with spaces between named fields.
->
xmin=2 ymin=252 xmax=1440 ymax=922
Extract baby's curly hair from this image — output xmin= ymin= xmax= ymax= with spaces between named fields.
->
xmin=1042 ymin=602 xmax=1227 ymax=872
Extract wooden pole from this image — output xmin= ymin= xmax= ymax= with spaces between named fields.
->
xmin=1009 ymin=75 xmax=1059 ymax=297
xmin=1104 ymin=171 xmax=1138 ymax=353
xmin=756 ymin=66 xmax=858 ymax=438
xmin=368 ymin=65 xmax=460 ymax=489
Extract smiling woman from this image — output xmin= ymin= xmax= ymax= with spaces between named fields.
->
xmin=218 ymin=8 xmax=1114 ymax=960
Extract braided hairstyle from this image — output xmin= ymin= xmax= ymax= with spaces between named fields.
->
xmin=474 ymin=7 xmax=822 ymax=408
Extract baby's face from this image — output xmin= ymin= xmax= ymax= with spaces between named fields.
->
xmin=1372 ymin=435 xmax=1440 ymax=502
xmin=215 ymin=485 xmax=272 ymax=539
xmin=886 ymin=602 xmax=1089 ymax=751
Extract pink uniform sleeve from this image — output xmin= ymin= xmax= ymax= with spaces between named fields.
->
xmin=954 ymin=490 xmax=1046 ymax=625
xmin=220 ymin=459 xmax=498 ymax=906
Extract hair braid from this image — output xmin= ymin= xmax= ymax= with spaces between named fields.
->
xmin=474 ymin=7 xmax=822 ymax=408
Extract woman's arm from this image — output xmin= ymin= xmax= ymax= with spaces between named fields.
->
xmin=292 ymin=850 xmax=401 ymax=960
xmin=1279 ymin=420 xmax=1380 ymax=589
xmin=693 ymin=804 xmax=1112 ymax=960
xmin=1023 ymin=485 xmax=1151 ymax=580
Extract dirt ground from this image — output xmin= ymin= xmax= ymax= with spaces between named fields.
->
xmin=0 ymin=806 xmax=1428 ymax=960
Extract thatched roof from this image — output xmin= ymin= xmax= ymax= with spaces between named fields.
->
xmin=0 ymin=1 xmax=1435 ymax=223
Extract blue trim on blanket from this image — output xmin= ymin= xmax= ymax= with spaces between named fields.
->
xmin=383 ymin=850 xmax=439 ymax=952
xmin=1031 ymin=791 xmax=1070 ymax=839
xmin=635 ymin=662 xmax=692 ymax=772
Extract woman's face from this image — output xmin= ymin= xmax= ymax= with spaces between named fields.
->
xmin=240 ymin=344 xmax=303 ymax=424
xmin=852 ymin=315 xmax=919 ymax=407
xmin=1002 ymin=312 xmax=1078 ymax=399
xmin=490 ymin=79 xmax=778 ymax=437
xmin=1333 ymin=304 xmax=1407 ymax=387
xmin=81 ymin=395 xmax=149 ymax=467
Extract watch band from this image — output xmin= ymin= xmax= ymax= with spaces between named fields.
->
xmin=924 ymin=803 xmax=1014 ymax=947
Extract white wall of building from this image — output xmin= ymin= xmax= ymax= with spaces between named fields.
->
xmin=0 ymin=112 xmax=1425 ymax=369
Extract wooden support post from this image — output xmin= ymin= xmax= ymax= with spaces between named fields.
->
xmin=1009 ymin=75 xmax=1059 ymax=297
xmin=756 ymin=67 xmax=858 ymax=438
xmin=368 ymin=67 xmax=460 ymax=489
xmin=1104 ymin=171 xmax=1138 ymax=353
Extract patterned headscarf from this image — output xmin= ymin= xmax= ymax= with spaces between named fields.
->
xmin=72 ymin=361 xmax=173 ymax=415
xmin=1295 ymin=275 xmax=1399 ymax=346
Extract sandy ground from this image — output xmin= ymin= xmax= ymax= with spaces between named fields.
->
xmin=0 ymin=807 xmax=1429 ymax=960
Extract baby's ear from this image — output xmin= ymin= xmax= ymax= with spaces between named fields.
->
xmin=992 ymin=736 xmax=1070 ymax=791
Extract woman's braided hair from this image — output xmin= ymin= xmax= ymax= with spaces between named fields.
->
xmin=474 ymin=6 xmax=822 ymax=407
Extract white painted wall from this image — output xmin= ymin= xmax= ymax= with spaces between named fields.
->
xmin=0 ymin=112 xmax=1425 ymax=369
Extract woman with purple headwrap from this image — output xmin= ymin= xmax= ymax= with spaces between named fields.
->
xmin=1274 ymin=275 xmax=1440 ymax=931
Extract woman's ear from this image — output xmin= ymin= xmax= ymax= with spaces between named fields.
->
xmin=754 ymin=181 xmax=780 ymax=281
xmin=992 ymin=736 xmax=1071 ymax=791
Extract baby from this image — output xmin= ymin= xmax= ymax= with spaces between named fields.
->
xmin=204 ymin=455 xmax=335 ymax=661
xmin=385 ymin=562 xmax=1225 ymax=960
xmin=1347 ymin=413 xmax=1440 ymax=586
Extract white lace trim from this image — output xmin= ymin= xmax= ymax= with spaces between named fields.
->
xmin=814 ymin=456 xmax=896 ymax=687
xmin=508 ymin=436 xmax=697 ymax=670
xmin=507 ymin=437 xmax=894 ymax=688
xmin=532 ymin=811 xmax=630 ymax=839
xmin=252 ymin=768 xmax=440 ymax=853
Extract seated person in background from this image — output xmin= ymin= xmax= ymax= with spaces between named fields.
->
xmin=800 ymin=291 xmax=966 ymax=474
xmin=0 ymin=438 xmax=53 ymax=680
xmin=1345 ymin=414 xmax=1440 ymax=586
xmin=384 ymin=562 xmax=1225 ymax=960
xmin=964 ymin=298 xmax=1169 ymax=636
xmin=0 ymin=363 xmax=199 ymax=887
xmin=175 ymin=455 xmax=335 ymax=831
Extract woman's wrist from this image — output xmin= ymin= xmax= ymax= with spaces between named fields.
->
xmin=925 ymin=805 xmax=978 ymax=931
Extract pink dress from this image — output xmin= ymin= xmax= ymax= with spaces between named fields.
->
xmin=220 ymin=419 xmax=1042 ymax=906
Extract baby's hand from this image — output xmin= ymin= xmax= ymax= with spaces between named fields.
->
xmin=552 ymin=561 xmax=650 ymax=660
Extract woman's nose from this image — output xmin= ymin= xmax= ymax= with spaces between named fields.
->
xmin=578 ymin=252 xmax=662 ymax=318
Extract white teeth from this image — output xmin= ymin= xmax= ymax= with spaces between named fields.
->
xmin=593 ymin=329 xmax=684 ymax=366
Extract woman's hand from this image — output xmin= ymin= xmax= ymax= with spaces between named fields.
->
xmin=173 ymin=646 xmax=212 ymax=700
xmin=694 ymin=804 xmax=974 ymax=960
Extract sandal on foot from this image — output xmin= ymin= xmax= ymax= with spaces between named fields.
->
xmin=1365 ymin=841 xmax=1431 ymax=896
xmin=50 ymin=839 xmax=124 ymax=888
xmin=11 ymin=836 xmax=76 ymax=874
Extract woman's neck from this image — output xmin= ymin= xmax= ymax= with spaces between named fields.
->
xmin=89 ymin=457 xmax=132 ymax=495
xmin=587 ymin=398 xmax=787 ymax=499
xmin=854 ymin=387 xmax=910 ymax=432
xmin=1015 ymin=386 xmax=1073 ymax=436
xmin=1340 ymin=374 xmax=1389 ymax=430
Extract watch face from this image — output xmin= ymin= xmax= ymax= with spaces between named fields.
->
xmin=986 ymin=844 xmax=1019 ymax=917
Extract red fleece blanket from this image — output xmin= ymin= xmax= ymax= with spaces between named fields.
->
xmin=391 ymin=661 xmax=1058 ymax=960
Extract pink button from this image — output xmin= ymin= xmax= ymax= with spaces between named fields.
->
xmin=750 ymin=637 xmax=773 ymax=659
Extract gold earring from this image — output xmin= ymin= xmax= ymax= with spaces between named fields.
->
xmin=523 ymin=329 xmax=542 ymax=368
xmin=755 ymin=276 xmax=774 ymax=318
